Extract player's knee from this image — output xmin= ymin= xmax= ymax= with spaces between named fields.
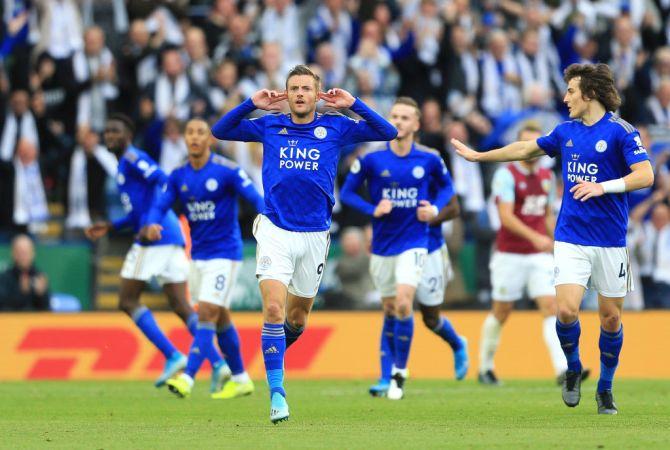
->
xmin=287 ymin=310 xmax=307 ymax=330
xmin=382 ymin=302 xmax=396 ymax=317
xmin=557 ymin=305 xmax=578 ymax=324
xmin=421 ymin=313 xmax=439 ymax=330
xmin=396 ymin=302 xmax=412 ymax=318
xmin=118 ymin=296 xmax=139 ymax=316
xmin=264 ymin=301 xmax=285 ymax=323
xmin=600 ymin=311 xmax=621 ymax=332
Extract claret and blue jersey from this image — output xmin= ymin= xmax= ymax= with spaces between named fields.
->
xmin=536 ymin=112 xmax=649 ymax=247
xmin=145 ymin=154 xmax=264 ymax=261
xmin=211 ymin=98 xmax=397 ymax=232
xmin=340 ymin=142 xmax=455 ymax=256
xmin=114 ymin=146 xmax=184 ymax=247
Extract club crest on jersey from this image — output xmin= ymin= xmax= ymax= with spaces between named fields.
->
xmin=314 ymin=126 xmax=327 ymax=139
xmin=117 ymin=173 xmax=125 ymax=185
xmin=350 ymin=159 xmax=361 ymax=174
xmin=519 ymin=181 xmax=527 ymax=190
xmin=259 ymin=255 xmax=272 ymax=270
xmin=412 ymin=166 xmax=425 ymax=179
xmin=137 ymin=160 xmax=150 ymax=170
xmin=595 ymin=140 xmax=607 ymax=152
xmin=206 ymin=178 xmax=218 ymax=191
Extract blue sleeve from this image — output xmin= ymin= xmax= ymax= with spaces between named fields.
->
xmin=621 ymin=129 xmax=650 ymax=167
xmin=232 ymin=167 xmax=265 ymax=213
xmin=536 ymin=124 xmax=562 ymax=158
xmin=340 ymin=157 xmax=376 ymax=216
xmin=430 ymin=156 xmax=455 ymax=210
xmin=145 ymin=174 xmax=178 ymax=225
xmin=111 ymin=215 xmax=133 ymax=231
xmin=126 ymin=153 xmax=167 ymax=186
xmin=339 ymin=98 xmax=397 ymax=144
xmin=211 ymin=99 xmax=265 ymax=142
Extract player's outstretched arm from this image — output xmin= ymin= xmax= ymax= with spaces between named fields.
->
xmin=451 ymin=138 xmax=544 ymax=163
xmin=571 ymin=160 xmax=654 ymax=202
xmin=323 ymin=89 xmax=398 ymax=142
xmin=211 ymin=89 xmax=285 ymax=142
xmin=340 ymin=159 xmax=383 ymax=216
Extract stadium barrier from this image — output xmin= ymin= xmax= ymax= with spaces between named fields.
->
xmin=1 ymin=311 xmax=669 ymax=381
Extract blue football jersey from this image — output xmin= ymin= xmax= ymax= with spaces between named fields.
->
xmin=340 ymin=143 xmax=455 ymax=256
xmin=146 ymin=154 xmax=264 ymax=261
xmin=113 ymin=146 xmax=184 ymax=247
xmin=211 ymin=98 xmax=397 ymax=232
xmin=536 ymin=112 xmax=649 ymax=247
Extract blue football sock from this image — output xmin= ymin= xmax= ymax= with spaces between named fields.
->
xmin=432 ymin=316 xmax=463 ymax=351
xmin=217 ymin=323 xmax=245 ymax=375
xmin=187 ymin=312 xmax=198 ymax=335
xmin=393 ymin=316 xmax=414 ymax=370
xmin=262 ymin=323 xmax=286 ymax=397
xmin=284 ymin=319 xmax=304 ymax=349
xmin=380 ymin=315 xmax=395 ymax=381
xmin=184 ymin=322 xmax=217 ymax=378
xmin=132 ymin=306 xmax=178 ymax=359
xmin=598 ymin=325 xmax=623 ymax=393
xmin=187 ymin=312 xmax=223 ymax=368
xmin=556 ymin=319 xmax=583 ymax=373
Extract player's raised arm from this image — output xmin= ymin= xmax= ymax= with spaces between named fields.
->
xmin=211 ymin=90 xmax=285 ymax=142
xmin=321 ymin=88 xmax=398 ymax=142
xmin=232 ymin=167 xmax=265 ymax=213
xmin=451 ymin=138 xmax=545 ymax=163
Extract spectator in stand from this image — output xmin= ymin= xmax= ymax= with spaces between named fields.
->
xmin=0 ymin=89 xmax=39 ymax=161
xmin=418 ymin=98 xmax=446 ymax=157
xmin=146 ymin=46 xmax=202 ymax=122
xmin=74 ymin=26 xmax=119 ymax=133
xmin=480 ymin=29 xmax=522 ymax=120
xmin=315 ymin=42 xmax=346 ymax=90
xmin=202 ymin=0 xmax=237 ymax=56
xmin=183 ymin=26 xmax=211 ymax=90
xmin=259 ymin=0 xmax=304 ymax=70
xmin=239 ymin=42 xmax=286 ymax=98
xmin=642 ymin=78 xmax=670 ymax=127
xmin=307 ymin=0 xmax=356 ymax=70
xmin=0 ymin=234 xmax=50 ymax=311
xmin=65 ymin=125 xmax=117 ymax=233
xmin=335 ymin=227 xmax=375 ymax=309
xmin=210 ymin=59 xmax=245 ymax=116
xmin=213 ymin=14 xmax=258 ymax=78
xmin=158 ymin=117 xmax=187 ymax=175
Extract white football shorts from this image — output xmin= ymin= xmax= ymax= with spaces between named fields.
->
xmin=554 ymin=241 xmax=632 ymax=298
xmin=490 ymin=251 xmax=555 ymax=302
xmin=189 ymin=258 xmax=240 ymax=308
xmin=253 ymin=214 xmax=330 ymax=298
xmin=120 ymin=243 xmax=189 ymax=285
xmin=369 ymin=247 xmax=427 ymax=298
xmin=416 ymin=244 xmax=454 ymax=306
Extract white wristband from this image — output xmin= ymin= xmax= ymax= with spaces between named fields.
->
xmin=600 ymin=178 xmax=626 ymax=194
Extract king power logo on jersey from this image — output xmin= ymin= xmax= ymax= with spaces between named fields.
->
xmin=279 ymin=139 xmax=321 ymax=171
xmin=566 ymin=152 xmax=599 ymax=183
xmin=186 ymin=201 xmax=216 ymax=221
xmin=382 ymin=186 xmax=419 ymax=208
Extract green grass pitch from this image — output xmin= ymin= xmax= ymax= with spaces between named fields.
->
xmin=1 ymin=380 xmax=669 ymax=449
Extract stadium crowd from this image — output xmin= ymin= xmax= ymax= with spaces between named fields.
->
xmin=1 ymin=0 xmax=670 ymax=310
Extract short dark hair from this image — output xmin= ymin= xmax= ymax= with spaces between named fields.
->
xmin=564 ymin=63 xmax=621 ymax=112
xmin=393 ymin=96 xmax=421 ymax=120
xmin=285 ymin=65 xmax=321 ymax=90
xmin=107 ymin=113 xmax=135 ymax=136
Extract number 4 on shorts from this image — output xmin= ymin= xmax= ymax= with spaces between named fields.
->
xmin=618 ymin=263 xmax=626 ymax=278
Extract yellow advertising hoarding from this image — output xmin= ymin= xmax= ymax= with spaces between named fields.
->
xmin=1 ymin=311 xmax=669 ymax=380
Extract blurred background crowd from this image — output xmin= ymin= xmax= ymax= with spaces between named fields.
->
xmin=2 ymin=0 xmax=670 ymax=312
